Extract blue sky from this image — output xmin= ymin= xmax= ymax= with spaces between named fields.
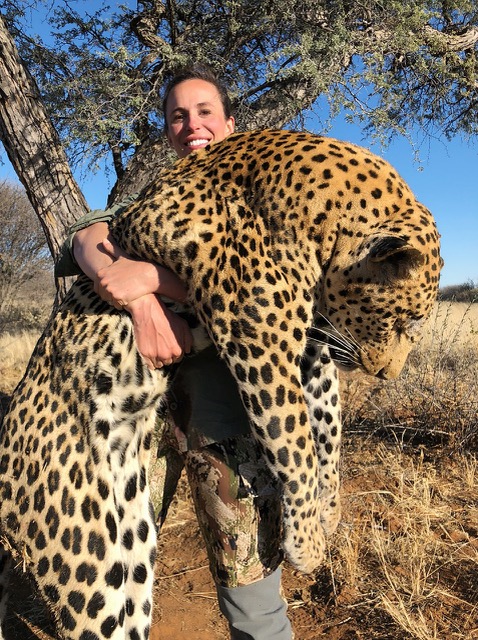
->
xmin=0 ymin=1 xmax=476 ymax=287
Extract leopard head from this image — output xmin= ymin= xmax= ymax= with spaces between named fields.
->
xmin=316 ymin=230 xmax=443 ymax=379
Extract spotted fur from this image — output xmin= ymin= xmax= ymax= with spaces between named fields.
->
xmin=0 ymin=129 xmax=442 ymax=639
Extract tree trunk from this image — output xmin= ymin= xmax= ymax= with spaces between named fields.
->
xmin=0 ymin=17 xmax=88 ymax=298
xmin=107 ymin=137 xmax=175 ymax=207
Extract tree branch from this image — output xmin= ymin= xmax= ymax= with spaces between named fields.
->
xmin=423 ymin=23 xmax=478 ymax=54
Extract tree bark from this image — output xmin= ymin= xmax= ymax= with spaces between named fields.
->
xmin=0 ymin=17 xmax=88 ymax=297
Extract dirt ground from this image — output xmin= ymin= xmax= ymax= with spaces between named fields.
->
xmin=151 ymin=480 xmax=391 ymax=640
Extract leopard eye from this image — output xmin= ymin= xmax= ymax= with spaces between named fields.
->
xmin=406 ymin=318 xmax=425 ymax=337
xmin=396 ymin=317 xmax=424 ymax=340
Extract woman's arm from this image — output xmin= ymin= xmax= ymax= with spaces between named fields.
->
xmin=73 ymin=222 xmax=193 ymax=368
xmin=73 ymin=223 xmax=188 ymax=306
xmin=73 ymin=222 xmax=114 ymax=282
xmin=126 ymin=295 xmax=193 ymax=369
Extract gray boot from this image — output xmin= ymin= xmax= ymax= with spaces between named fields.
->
xmin=216 ymin=568 xmax=293 ymax=640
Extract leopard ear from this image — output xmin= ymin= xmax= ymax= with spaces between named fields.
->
xmin=368 ymin=235 xmax=425 ymax=279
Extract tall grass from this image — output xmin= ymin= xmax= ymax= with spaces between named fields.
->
xmin=324 ymin=439 xmax=478 ymax=640
xmin=331 ymin=301 xmax=478 ymax=639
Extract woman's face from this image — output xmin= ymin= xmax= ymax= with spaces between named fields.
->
xmin=165 ymin=78 xmax=235 ymax=158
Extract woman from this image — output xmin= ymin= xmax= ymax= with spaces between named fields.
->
xmin=58 ymin=63 xmax=293 ymax=640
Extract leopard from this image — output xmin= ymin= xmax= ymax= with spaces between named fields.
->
xmin=0 ymin=129 xmax=442 ymax=640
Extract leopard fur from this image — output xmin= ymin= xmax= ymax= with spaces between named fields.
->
xmin=0 ymin=129 xmax=442 ymax=639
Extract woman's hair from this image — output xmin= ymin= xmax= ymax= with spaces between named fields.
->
xmin=162 ymin=63 xmax=233 ymax=128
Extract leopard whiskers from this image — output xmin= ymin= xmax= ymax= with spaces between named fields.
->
xmin=309 ymin=316 xmax=363 ymax=368
xmin=309 ymin=332 xmax=359 ymax=368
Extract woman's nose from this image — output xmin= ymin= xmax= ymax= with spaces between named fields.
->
xmin=185 ymin=113 xmax=200 ymax=130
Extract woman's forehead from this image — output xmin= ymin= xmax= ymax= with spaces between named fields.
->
xmin=167 ymin=79 xmax=221 ymax=108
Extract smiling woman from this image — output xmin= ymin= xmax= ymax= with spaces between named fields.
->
xmin=164 ymin=77 xmax=235 ymax=157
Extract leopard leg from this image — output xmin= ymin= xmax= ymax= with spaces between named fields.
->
xmin=301 ymin=342 xmax=342 ymax=535
xmin=208 ymin=338 xmax=326 ymax=570
xmin=111 ymin=414 xmax=158 ymax=640
xmin=26 ymin=415 xmax=158 ymax=640
xmin=11 ymin=469 xmax=140 ymax=640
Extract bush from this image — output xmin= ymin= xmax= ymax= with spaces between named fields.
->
xmin=439 ymin=280 xmax=478 ymax=303
xmin=0 ymin=180 xmax=52 ymax=316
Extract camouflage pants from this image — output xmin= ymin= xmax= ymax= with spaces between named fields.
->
xmin=156 ymin=426 xmax=284 ymax=588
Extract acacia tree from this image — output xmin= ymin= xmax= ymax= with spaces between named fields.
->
xmin=0 ymin=0 xmax=477 ymax=292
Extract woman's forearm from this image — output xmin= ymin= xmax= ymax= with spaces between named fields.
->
xmin=73 ymin=222 xmax=188 ymax=303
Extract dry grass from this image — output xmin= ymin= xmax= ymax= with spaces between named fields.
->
xmin=0 ymin=331 xmax=41 ymax=403
xmin=322 ymin=440 xmax=478 ymax=639
xmin=325 ymin=301 xmax=478 ymax=639
xmin=341 ymin=301 xmax=478 ymax=451
xmin=422 ymin=302 xmax=478 ymax=349
xmin=0 ymin=302 xmax=477 ymax=639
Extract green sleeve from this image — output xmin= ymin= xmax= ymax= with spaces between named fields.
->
xmin=54 ymin=194 xmax=138 ymax=278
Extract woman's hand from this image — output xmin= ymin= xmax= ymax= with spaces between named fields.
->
xmin=126 ymin=294 xmax=193 ymax=369
xmin=96 ymin=238 xmax=189 ymax=307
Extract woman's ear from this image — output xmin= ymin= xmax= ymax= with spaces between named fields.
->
xmin=226 ymin=116 xmax=235 ymax=136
